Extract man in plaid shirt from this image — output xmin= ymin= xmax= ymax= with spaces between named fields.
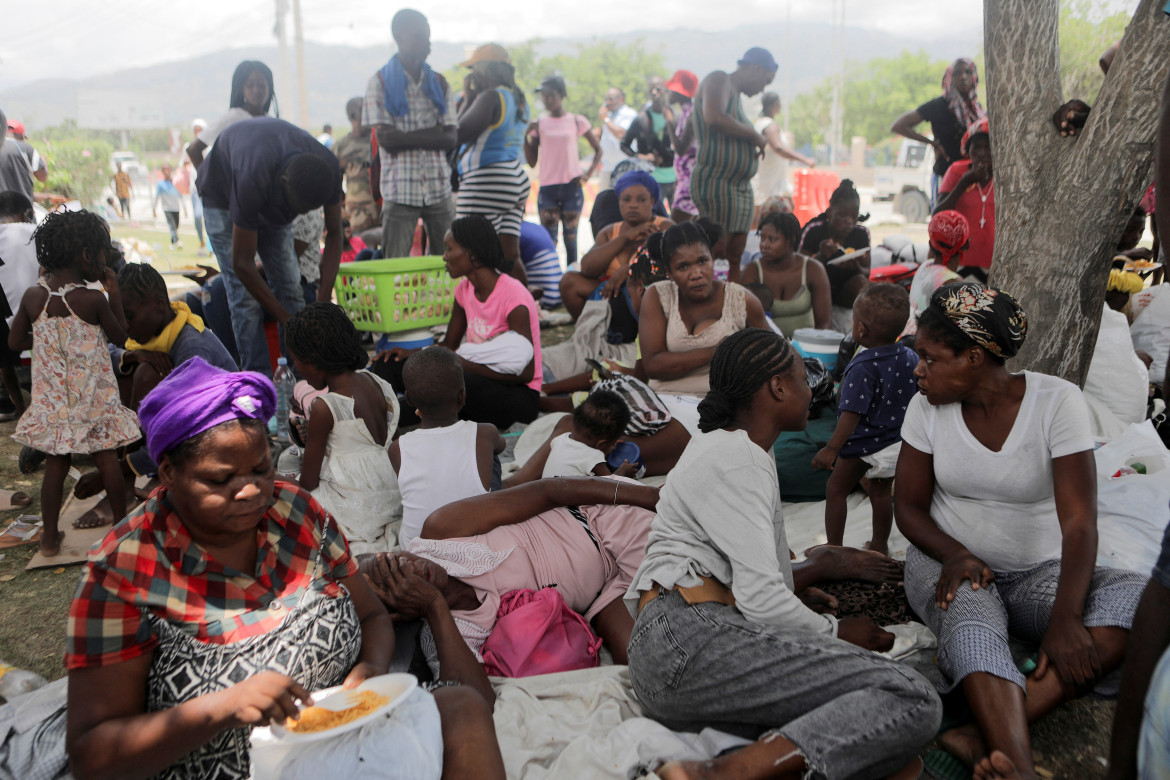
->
xmin=362 ymin=8 xmax=457 ymax=259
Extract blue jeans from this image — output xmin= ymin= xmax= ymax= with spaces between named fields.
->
xmin=191 ymin=192 xmax=204 ymax=245
xmin=628 ymin=590 xmax=941 ymax=779
xmin=203 ymin=206 xmax=304 ymax=373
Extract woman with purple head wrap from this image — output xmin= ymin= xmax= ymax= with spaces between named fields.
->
xmin=559 ymin=170 xmax=674 ymax=320
xmin=59 ymin=357 xmax=438 ymax=779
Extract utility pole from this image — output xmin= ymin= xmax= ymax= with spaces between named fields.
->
xmin=292 ymin=0 xmax=310 ymax=129
xmin=783 ymin=1 xmax=791 ymax=134
xmin=274 ymin=0 xmax=290 ymax=116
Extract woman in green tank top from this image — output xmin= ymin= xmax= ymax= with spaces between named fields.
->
xmin=740 ymin=211 xmax=832 ymax=338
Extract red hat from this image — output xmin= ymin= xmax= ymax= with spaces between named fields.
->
xmin=6 ymin=120 xmax=24 ymax=136
xmin=664 ymin=70 xmax=699 ymax=99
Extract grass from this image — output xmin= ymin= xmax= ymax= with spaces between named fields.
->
xmin=0 ymin=419 xmax=85 ymax=683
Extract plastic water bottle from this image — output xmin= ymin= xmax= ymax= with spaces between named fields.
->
xmin=273 ymin=358 xmax=295 ymax=444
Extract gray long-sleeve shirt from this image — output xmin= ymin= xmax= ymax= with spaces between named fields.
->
xmin=626 ymin=427 xmax=837 ymax=636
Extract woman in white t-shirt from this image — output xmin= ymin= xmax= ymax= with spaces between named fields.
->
xmin=895 ymin=283 xmax=1147 ymax=780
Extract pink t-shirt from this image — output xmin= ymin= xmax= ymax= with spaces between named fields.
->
xmin=940 ymin=160 xmax=995 ymax=269
xmin=537 ymin=113 xmax=592 ymax=186
xmin=455 ymin=273 xmax=543 ymax=392
xmin=412 ymin=500 xmax=654 ymax=654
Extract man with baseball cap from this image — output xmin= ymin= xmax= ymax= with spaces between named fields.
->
xmin=662 ymin=69 xmax=699 ymax=222
xmin=0 ymin=110 xmax=33 ymax=203
xmin=689 ymin=47 xmax=778 ymax=283
xmin=6 ymin=120 xmax=46 ymax=185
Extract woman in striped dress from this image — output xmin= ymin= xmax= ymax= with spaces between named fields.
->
xmin=689 ymin=48 xmax=778 ymax=284
xmin=456 ymin=44 xmax=532 ymax=275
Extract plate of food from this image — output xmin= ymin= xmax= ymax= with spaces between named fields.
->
xmin=1125 ymin=259 xmax=1162 ymax=272
xmin=271 ymin=673 xmax=418 ymax=742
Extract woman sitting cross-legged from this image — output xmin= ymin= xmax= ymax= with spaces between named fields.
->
xmin=43 ymin=357 xmax=503 ymax=780
xmin=896 ymin=283 xmax=1148 ymax=780
xmin=627 ymin=329 xmax=941 ymax=780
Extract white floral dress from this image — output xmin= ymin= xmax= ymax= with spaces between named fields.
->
xmin=13 ymin=282 xmax=139 ymax=454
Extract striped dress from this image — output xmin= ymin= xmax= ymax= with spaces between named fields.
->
xmin=457 ymin=87 xmax=531 ymax=238
xmin=689 ymin=89 xmax=759 ymax=234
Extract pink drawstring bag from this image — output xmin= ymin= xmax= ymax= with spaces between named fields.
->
xmin=481 ymin=588 xmax=603 ymax=678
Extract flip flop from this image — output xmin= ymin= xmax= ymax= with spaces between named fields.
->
xmin=923 ymin=750 xmax=972 ymax=780
xmin=0 ymin=490 xmax=32 ymax=510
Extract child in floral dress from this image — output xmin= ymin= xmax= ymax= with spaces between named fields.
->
xmin=10 ymin=211 xmax=140 ymax=556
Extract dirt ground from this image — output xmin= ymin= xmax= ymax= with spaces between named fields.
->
xmin=0 ymin=243 xmax=1125 ymax=778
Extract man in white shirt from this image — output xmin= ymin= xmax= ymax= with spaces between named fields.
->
xmin=596 ymin=87 xmax=637 ymax=189
xmin=316 ymin=124 xmax=334 ymax=149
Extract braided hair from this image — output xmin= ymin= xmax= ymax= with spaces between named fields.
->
xmin=117 ymin=261 xmax=168 ymax=305
xmin=31 ymin=209 xmax=111 ymax=273
xmin=285 ymin=302 xmax=369 ymax=374
xmin=697 ymin=328 xmax=797 ymax=432
xmin=628 ymin=231 xmax=668 ymax=286
xmin=450 ymin=215 xmax=510 ymax=272
xmin=757 ymin=211 xmax=801 ymax=250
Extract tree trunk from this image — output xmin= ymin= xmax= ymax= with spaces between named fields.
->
xmin=985 ymin=0 xmax=1167 ymax=385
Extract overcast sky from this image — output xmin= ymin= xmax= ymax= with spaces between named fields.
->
xmin=0 ymin=0 xmax=1137 ymax=91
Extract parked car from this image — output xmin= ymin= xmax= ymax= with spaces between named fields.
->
xmin=873 ymin=140 xmax=934 ymax=223
xmin=109 ymin=151 xmax=146 ymax=179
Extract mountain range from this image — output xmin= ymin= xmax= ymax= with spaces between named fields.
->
xmin=0 ymin=21 xmax=979 ymax=131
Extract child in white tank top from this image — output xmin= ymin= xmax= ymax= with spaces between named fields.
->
xmin=389 ymin=347 xmax=505 ymax=546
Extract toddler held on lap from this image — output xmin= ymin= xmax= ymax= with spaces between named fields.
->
xmin=813 ymin=283 xmax=919 ymax=555
xmin=391 ymin=346 xmax=505 ymax=547
xmin=542 ymin=389 xmax=638 ymax=478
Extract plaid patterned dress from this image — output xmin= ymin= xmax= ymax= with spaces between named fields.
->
xmin=63 ymin=482 xmax=361 ymax=779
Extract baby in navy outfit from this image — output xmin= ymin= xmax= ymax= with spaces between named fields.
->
xmin=812 ymin=283 xmax=919 ymax=555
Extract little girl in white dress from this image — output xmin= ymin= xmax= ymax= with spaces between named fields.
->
xmin=284 ymin=303 xmax=401 ymax=553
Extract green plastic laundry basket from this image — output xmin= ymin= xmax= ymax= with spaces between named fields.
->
xmin=333 ymin=256 xmax=457 ymax=333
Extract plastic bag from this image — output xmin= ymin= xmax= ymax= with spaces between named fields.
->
xmin=804 ymin=357 xmax=836 ymax=416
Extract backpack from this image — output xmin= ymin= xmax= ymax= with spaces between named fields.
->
xmin=481 ymin=587 xmax=602 ymax=678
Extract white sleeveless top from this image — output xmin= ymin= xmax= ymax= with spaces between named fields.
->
xmin=397 ymin=420 xmax=488 ymax=546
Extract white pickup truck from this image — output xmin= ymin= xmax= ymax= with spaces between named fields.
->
xmin=873 ymin=139 xmax=934 ymax=223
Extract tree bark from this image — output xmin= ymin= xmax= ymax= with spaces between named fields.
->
xmin=985 ymin=0 xmax=1167 ymax=385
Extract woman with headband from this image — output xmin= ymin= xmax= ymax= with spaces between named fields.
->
xmin=896 ymin=284 xmax=1148 ymax=779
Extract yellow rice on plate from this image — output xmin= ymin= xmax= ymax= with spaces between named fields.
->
xmin=285 ymin=690 xmax=390 ymax=733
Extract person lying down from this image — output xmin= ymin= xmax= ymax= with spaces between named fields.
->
xmin=358 ymin=477 xmax=906 ymax=670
